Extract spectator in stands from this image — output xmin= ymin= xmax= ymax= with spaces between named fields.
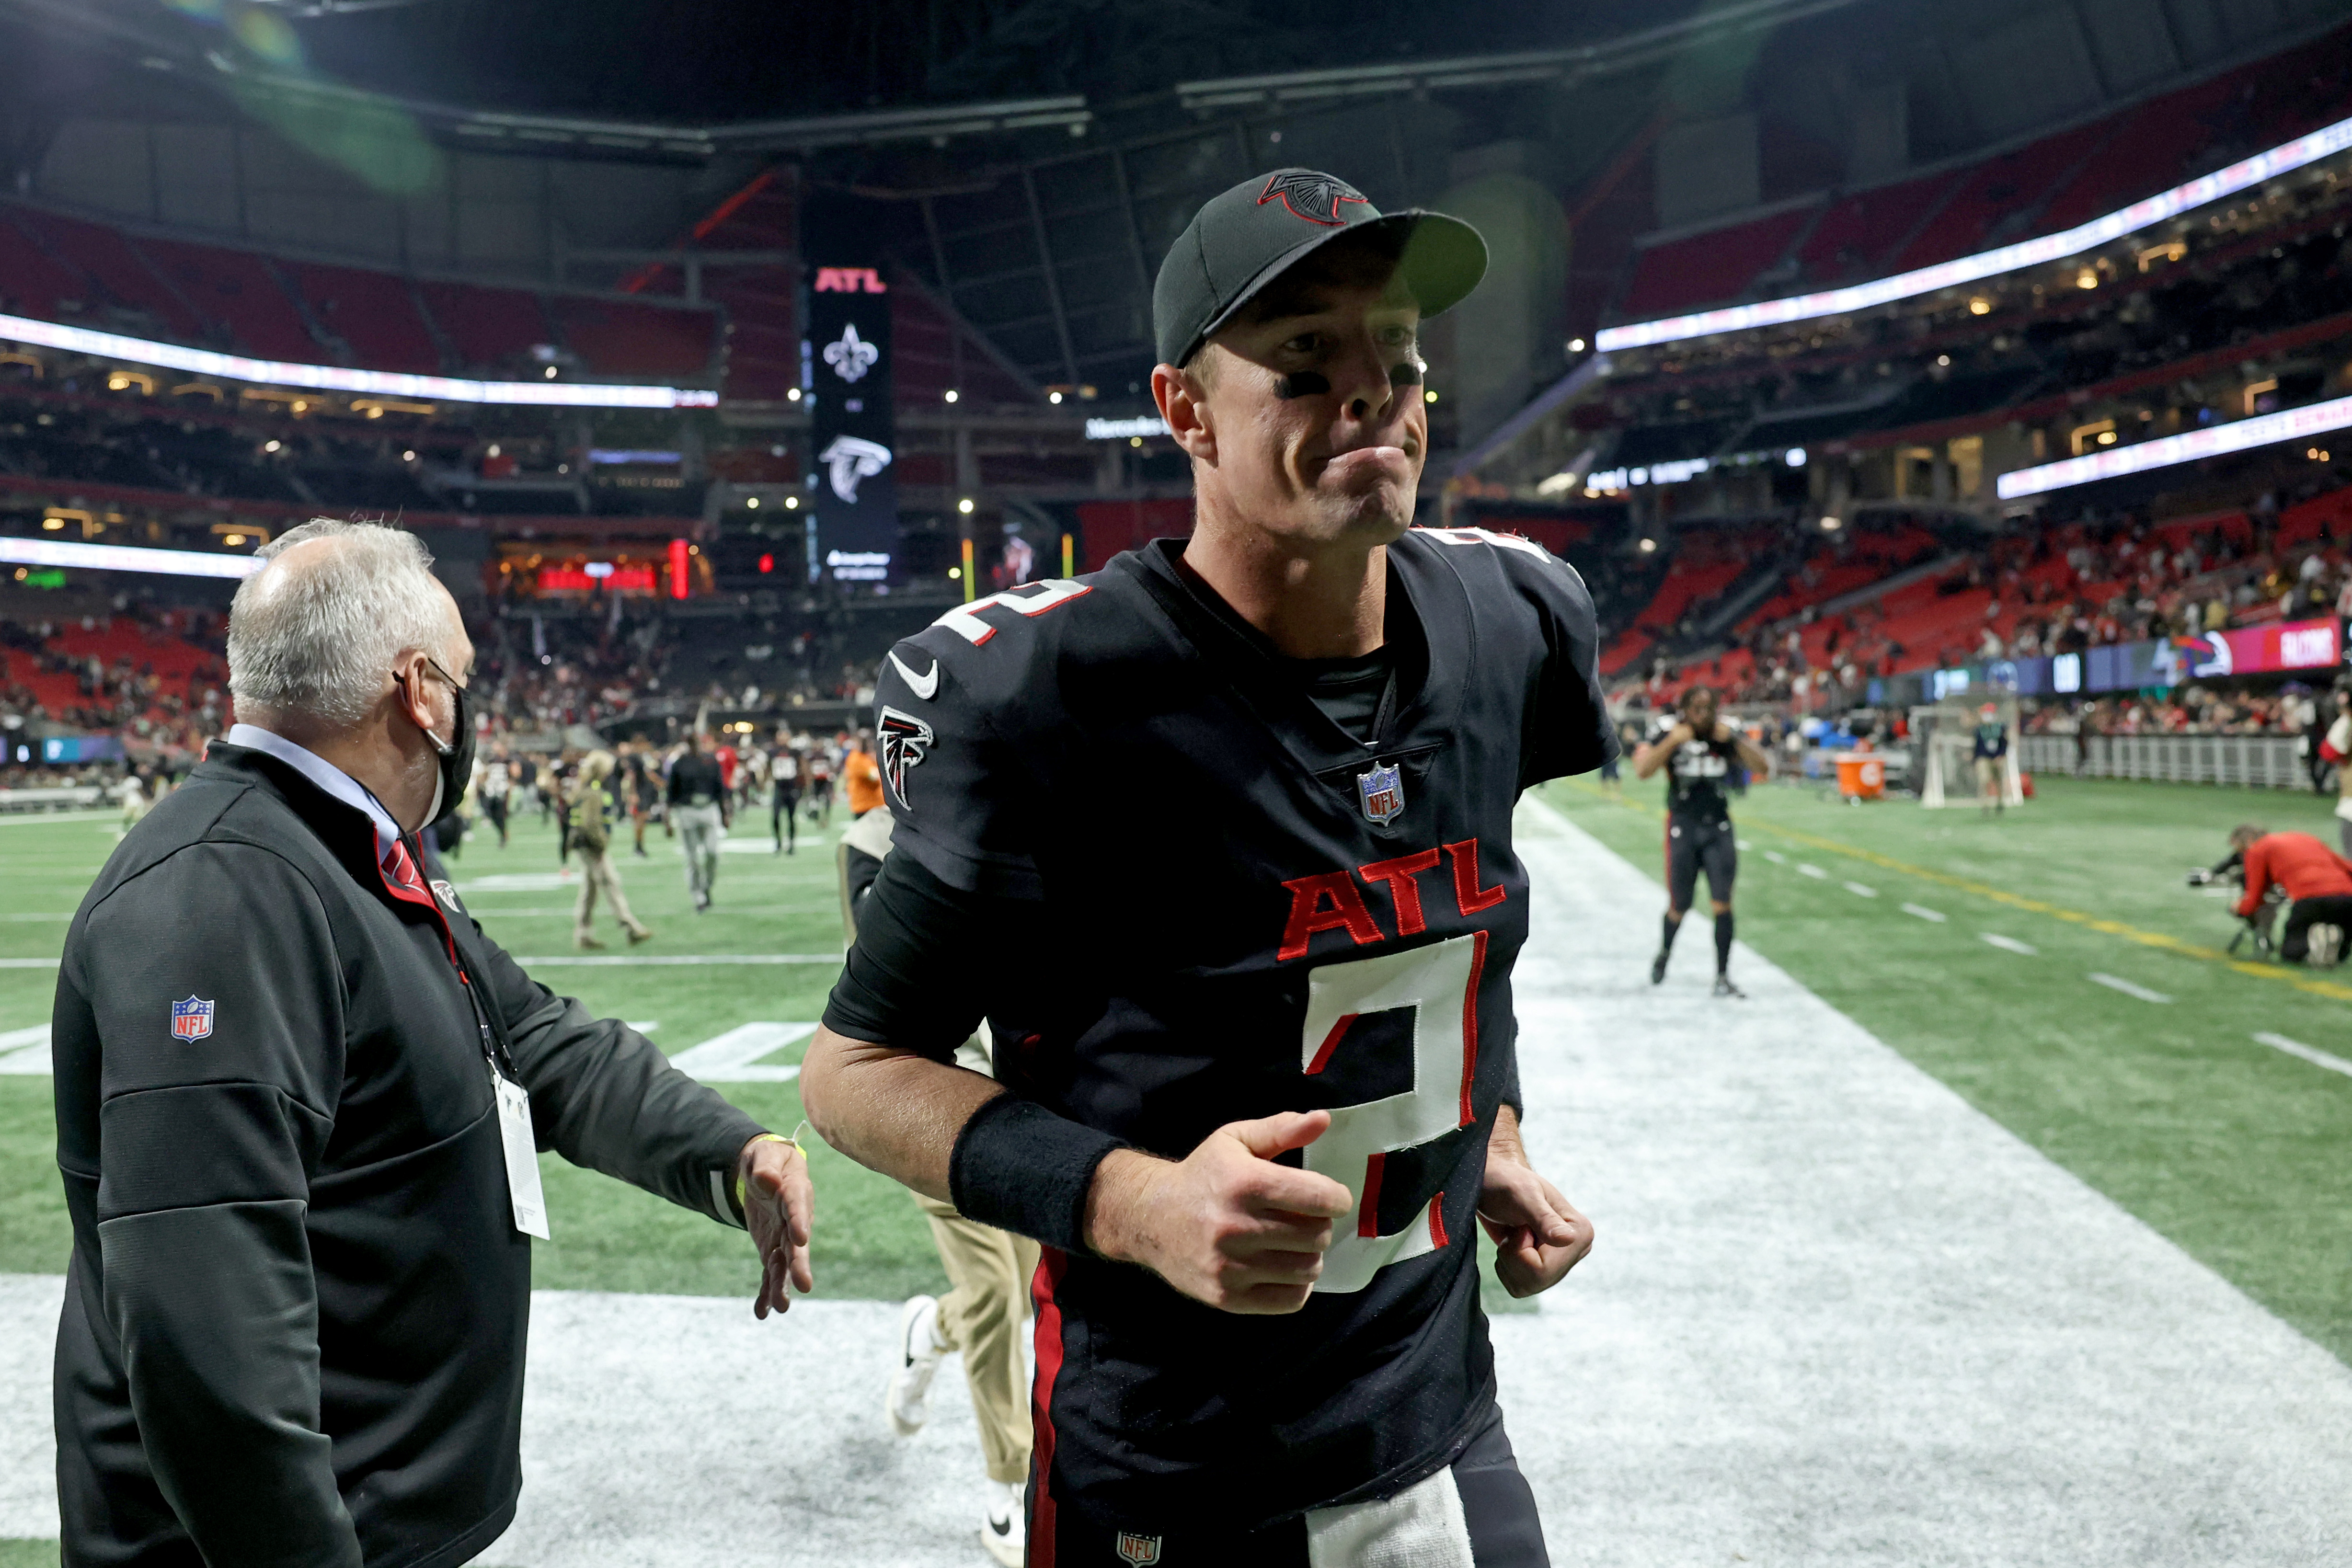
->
xmin=51 ymin=518 xmax=811 ymax=1568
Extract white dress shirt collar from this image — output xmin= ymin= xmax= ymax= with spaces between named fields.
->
xmin=226 ymin=723 xmax=402 ymax=860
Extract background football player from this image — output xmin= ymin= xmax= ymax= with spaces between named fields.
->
xmin=1633 ymin=685 xmax=1772 ymax=997
xmin=803 ymin=168 xmax=1607 ymax=1566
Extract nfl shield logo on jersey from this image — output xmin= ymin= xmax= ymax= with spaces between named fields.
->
xmin=1357 ymin=761 xmax=1405 ymax=825
xmin=169 ymin=996 xmax=214 ymax=1042
xmin=1114 ymin=1533 xmax=1162 ymax=1566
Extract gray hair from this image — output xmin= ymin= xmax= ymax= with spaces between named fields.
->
xmin=228 ymin=518 xmax=453 ymax=728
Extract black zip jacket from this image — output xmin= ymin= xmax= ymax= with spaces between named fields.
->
xmin=52 ymin=743 xmax=765 ymax=1568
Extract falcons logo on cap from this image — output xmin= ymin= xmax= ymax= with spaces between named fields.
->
xmin=1258 ymin=171 xmax=1369 ymax=227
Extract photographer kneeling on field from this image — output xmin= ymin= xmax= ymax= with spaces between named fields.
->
xmin=2227 ymin=822 xmax=2352 ymax=968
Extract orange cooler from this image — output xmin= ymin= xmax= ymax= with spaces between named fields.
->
xmin=1834 ymin=754 xmax=1885 ymax=800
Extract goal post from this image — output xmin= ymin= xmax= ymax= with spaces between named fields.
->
xmin=1915 ymin=698 xmax=2023 ymax=808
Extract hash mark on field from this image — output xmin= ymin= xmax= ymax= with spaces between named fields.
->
xmin=2253 ymin=1031 xmax=2352 ymax=1078
xmin=2088 ymin=973 xmax=2173 ymax=1005
xmin=1762 ymin=849 xmax=1787 ymax=865
xmin=1843 ymin=881 xmax=1877 ymax=897
xmin=1979 ymin=933 xmax=2038 ymax=956
xmin=1797 ymin=863 xmax=1828 ymax=880
xmin=1902 ymin=903 xmax=1947 ymax=923
xmin=1737 ymin=839 xmax=1755 ymax=851
xmin=0 ymin=1023 xmax=49 ymax=1075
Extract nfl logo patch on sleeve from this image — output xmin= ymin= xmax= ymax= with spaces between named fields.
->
xmin=1357 ymin=762 xmax=1405 ymax=825
xmin=1115 ymin=1533 xmax=1162 ymax=1566
xmin=170 ymin=996 xmax=214 ymax=1042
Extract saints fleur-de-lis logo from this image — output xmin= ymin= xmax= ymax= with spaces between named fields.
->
xmin=823 ymin=322 xmax=881 ymax=383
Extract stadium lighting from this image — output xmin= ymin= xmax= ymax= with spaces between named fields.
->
xmin=1967 ymin=297 xmax=1993 ymax=315
xmin=1996 ymin=392 xmax=2352 ymax=499
xmin=1595 ymin=110 xmax=2352 ymax=353
xmin=0 ymin=537 xmax=260 ymax=579
xmin=958 ymin=497 xmax=975 ymax=514
xmin=1637 ymin=537 xmax=1657 ymax=552
xmin=746 ymin=496 xmax=759 ymax=508
xmin=0 ymin=308 xmax=717 ymax=409
xmin=788 ymin=388 xmax=803 ymax=401
xmin=1049 ymin=391 xmax=1063 ymax=404
xmin=784 ymin=495 xmax=799 ymax=509
xmin=1820 ymin=515 xmax=1842 ymax=531
xmin=1784 ymin=447 xmax=1806 ymax=468
xmin=944 ymin=389 xmax=959 ymax=403
xmin=1568 ymin=337 xmax=1587 ymax=353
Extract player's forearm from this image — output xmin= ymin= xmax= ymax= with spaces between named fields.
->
xmin=1630 ymin=745 xmax=1666 ymax=779
xmin=1488 ymin=1102 xmax=1531 ymax=1168
xmin=799 ymin=1023 xmax=1003 ymax=1201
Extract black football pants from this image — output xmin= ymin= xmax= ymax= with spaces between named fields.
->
xmin=1666 ymin=815 xmax=1737 ymax=913
xmin=2281 ymin=894 xmax=2352 ymax=963
xmin=1031 ymin=1402 xmax=1547 ymax=1567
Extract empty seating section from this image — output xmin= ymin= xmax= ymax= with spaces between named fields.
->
xmin=1794 ymin=173 xmax=1951 ymax=286
xmin=1620 ymin=206 xmax=1815 ymax=318
xmin=417 ymin=282 xmax=551 ymax=373
xmin=1617 ymin=23 xmax=2352 ymax=324
xmin=287 ymin=264 xmax=442 ymax=373
xmin=0 ymin=201 xmax=720 ymax=382
xmin=1634 ymin=559 xmax=1742 ymax=632
xmin=1885 ymin=123 xmax=2109 ymax=274
xmin=0 ymin=219 xmax=92 ymax=321
xmin=547 ymin=298 xmax=713 ymax=378
xmin=136 ymin=238 xmax=318 ymax=361
xmin=13 ymin=210 xmax=205 ymax=341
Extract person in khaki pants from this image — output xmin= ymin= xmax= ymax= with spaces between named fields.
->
xmin=836 ymin=807 xmax=1036 ymax=1567
xmin=571 ymin=752 xmax=652 ymax=950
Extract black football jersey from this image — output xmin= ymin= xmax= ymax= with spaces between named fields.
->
xmin=866 ymin=528 xmax=1613 ymax=1534
xmin=1663 ymin=730 xmax=1741 ymax=823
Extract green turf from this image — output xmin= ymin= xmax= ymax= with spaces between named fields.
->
xmin=0 ymin=1543 xmax=55 ymax=1568
xmin=1536 ymin=771 xmax=2352 ymax=1365
xmin=0 ymin=808 xmax=1537 ymax=1313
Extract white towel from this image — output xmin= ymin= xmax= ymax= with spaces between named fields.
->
xmin=1303 ymin=1464 xmax=1473 ymax=1568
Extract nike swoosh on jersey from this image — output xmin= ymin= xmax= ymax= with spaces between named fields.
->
xmin=887 ymin=649 xmax=940 ymax=700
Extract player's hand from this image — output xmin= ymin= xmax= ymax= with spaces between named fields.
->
xmin=1478 ymin=1155 xmax=1592 ymax=1299
xmin=1086 ymin=1111 xmax=1355 ymax=1315
xmin=739 ymin=1134 xmax=815 ymax=1318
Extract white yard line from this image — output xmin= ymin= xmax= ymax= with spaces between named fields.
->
xmin=1979 ymin=932 xmax=2039 ymax=955
xmin=1901 ymin=903 xmax=1948 ymax=922
xmin=1796 ymin=862 xmax=1828 ymax=879
xmin=2253 ymin=1031 xmax=2352 ymax=1079
xmin=2088 ymin=973 xmax=2175 ymax=1005
xmin=1843 ymin=881 xmax=1878 ymax=897
xmin=1762 ymin=849 xmax=1786 ymax=864
xmin=0 ymin=959 xmax=57 ymax=970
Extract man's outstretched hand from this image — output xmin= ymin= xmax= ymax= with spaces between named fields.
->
xmin=1479 ymin=1108 xmax=1593 ymax=1298
xmin=739 ymin=1134 xmax=815 ymax=1318
xmin=1085 ymin=1110 xmax=1355 ymax=1315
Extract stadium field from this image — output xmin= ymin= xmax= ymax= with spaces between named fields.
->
xmin=1548 ymin=771 xmax=2352 ymax=1367
xmin=5 ymin=790 xmax=2352 ymax=1564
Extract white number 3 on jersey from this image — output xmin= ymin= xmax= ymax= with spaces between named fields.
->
xmin=1298 ymin=931 xmax=1486 ymax=1294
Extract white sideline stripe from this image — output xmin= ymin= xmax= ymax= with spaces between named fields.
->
xmin=1797 ymin=863 xmax=1828 ymax=879
xmin=1902 ymin=903 xmax=1948 ymax=922
xmin=2253 ymin=1031 xmax=2352 ymax=1079
xmin=0 ymin=913 xmax=71 ymax=921
xmin=1843 ymin=881 xmax=1877 ymax=897
xmin=1979 ymin=933 xmax=2039 ymax=955
xmin=0 ymin=811 xmax=119 ymax=826
xmin=2089 ymin=973 xmax=2174 ymax=1005
xmin=0 ymin=959 xmax=57 ymax=969
xmin=512 ymin=953 xmax=841 ymax=967
xmin=665 ymin=1022 xmax=816 ymax=1083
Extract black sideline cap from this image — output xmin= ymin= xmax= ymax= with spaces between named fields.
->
xmin=1152 ymin=169 xmax=1488 ymax=369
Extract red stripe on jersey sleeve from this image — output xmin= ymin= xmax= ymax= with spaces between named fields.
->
xmin=1029 ymin=1247 xmax=1070 ymax=1565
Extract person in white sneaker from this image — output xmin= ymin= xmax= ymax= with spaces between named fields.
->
xmin=848 ymin=808 xmax=1039 ymax=1567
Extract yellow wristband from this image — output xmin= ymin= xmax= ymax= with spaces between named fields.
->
xmin=734 ymin=1130 xmax=804 ymax=1214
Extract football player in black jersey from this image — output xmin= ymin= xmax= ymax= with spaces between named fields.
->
xmin=1632 ymin=686 xmax=1772 ymax=997
xmin=802 ymin=169 xmax=1612 ymax=1567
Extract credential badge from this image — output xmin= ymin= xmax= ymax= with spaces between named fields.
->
xmin=170 ymin=996 xmax=215 ymax=1042
xmin=1115 ymin=1534 xmax=1163 ymax=1566
xmin=1357 ymin=761 xmax=1405 ymax=825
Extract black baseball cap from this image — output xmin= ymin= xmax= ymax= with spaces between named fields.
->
xmin=1152 ymin=168 xmax=1487 ymax=369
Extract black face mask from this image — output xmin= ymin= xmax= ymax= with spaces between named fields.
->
xmin=402 ymin=657 xmax=476 ymax=826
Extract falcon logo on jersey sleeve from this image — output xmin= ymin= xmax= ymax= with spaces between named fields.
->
xmin=169 ymin=996 xmax=214 ymax=1042
xmin=878 ymin=706 xmax=933 ymax=805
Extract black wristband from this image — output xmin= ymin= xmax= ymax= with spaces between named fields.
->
xmin=949 ymin=1094 xmax=1126 ymax=1254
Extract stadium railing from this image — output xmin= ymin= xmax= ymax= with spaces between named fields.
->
xmin=2018 ymin=732 xmax=2310 ymax=789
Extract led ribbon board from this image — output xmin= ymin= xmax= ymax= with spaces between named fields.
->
xmin=1995 ymin=393 xmax=2352 ymax=499
xmin=1596 ymin=112 xmax=2352 ymax=354
xmin=0 ymin=310 xmax=717 ymax=409
xmin=0 ymin=538 xmax=262 ymax=579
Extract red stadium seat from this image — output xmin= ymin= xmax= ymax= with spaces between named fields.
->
xmin=133 ymin=238 xmax=319 ymax=361
xmin=288 ymin=263 xmax=443 ymax=374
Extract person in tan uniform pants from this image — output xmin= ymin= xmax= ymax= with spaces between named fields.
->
xmin=836 ymin=806 xmax=1036 ymax=1566
xmin=570 ymin=751 xmax=652 ymax=950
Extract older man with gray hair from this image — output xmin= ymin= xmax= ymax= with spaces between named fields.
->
xmin=51 ymin=519 xmax=814 ymax=1568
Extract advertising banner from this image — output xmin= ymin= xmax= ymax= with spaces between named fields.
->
xmin=1926 ymin=618 xmax=2344 ymax=702
xmin=806 ymin=265 xmax=896 ymax=584
xmin=2169 ymin=618 xmax=2343 ymax=680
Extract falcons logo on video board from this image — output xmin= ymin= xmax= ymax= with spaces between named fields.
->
xmin=1258 ymin=171 xmax=1369 ymax=227
xmin=879 ymin=705 xmax=933 ymax=806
